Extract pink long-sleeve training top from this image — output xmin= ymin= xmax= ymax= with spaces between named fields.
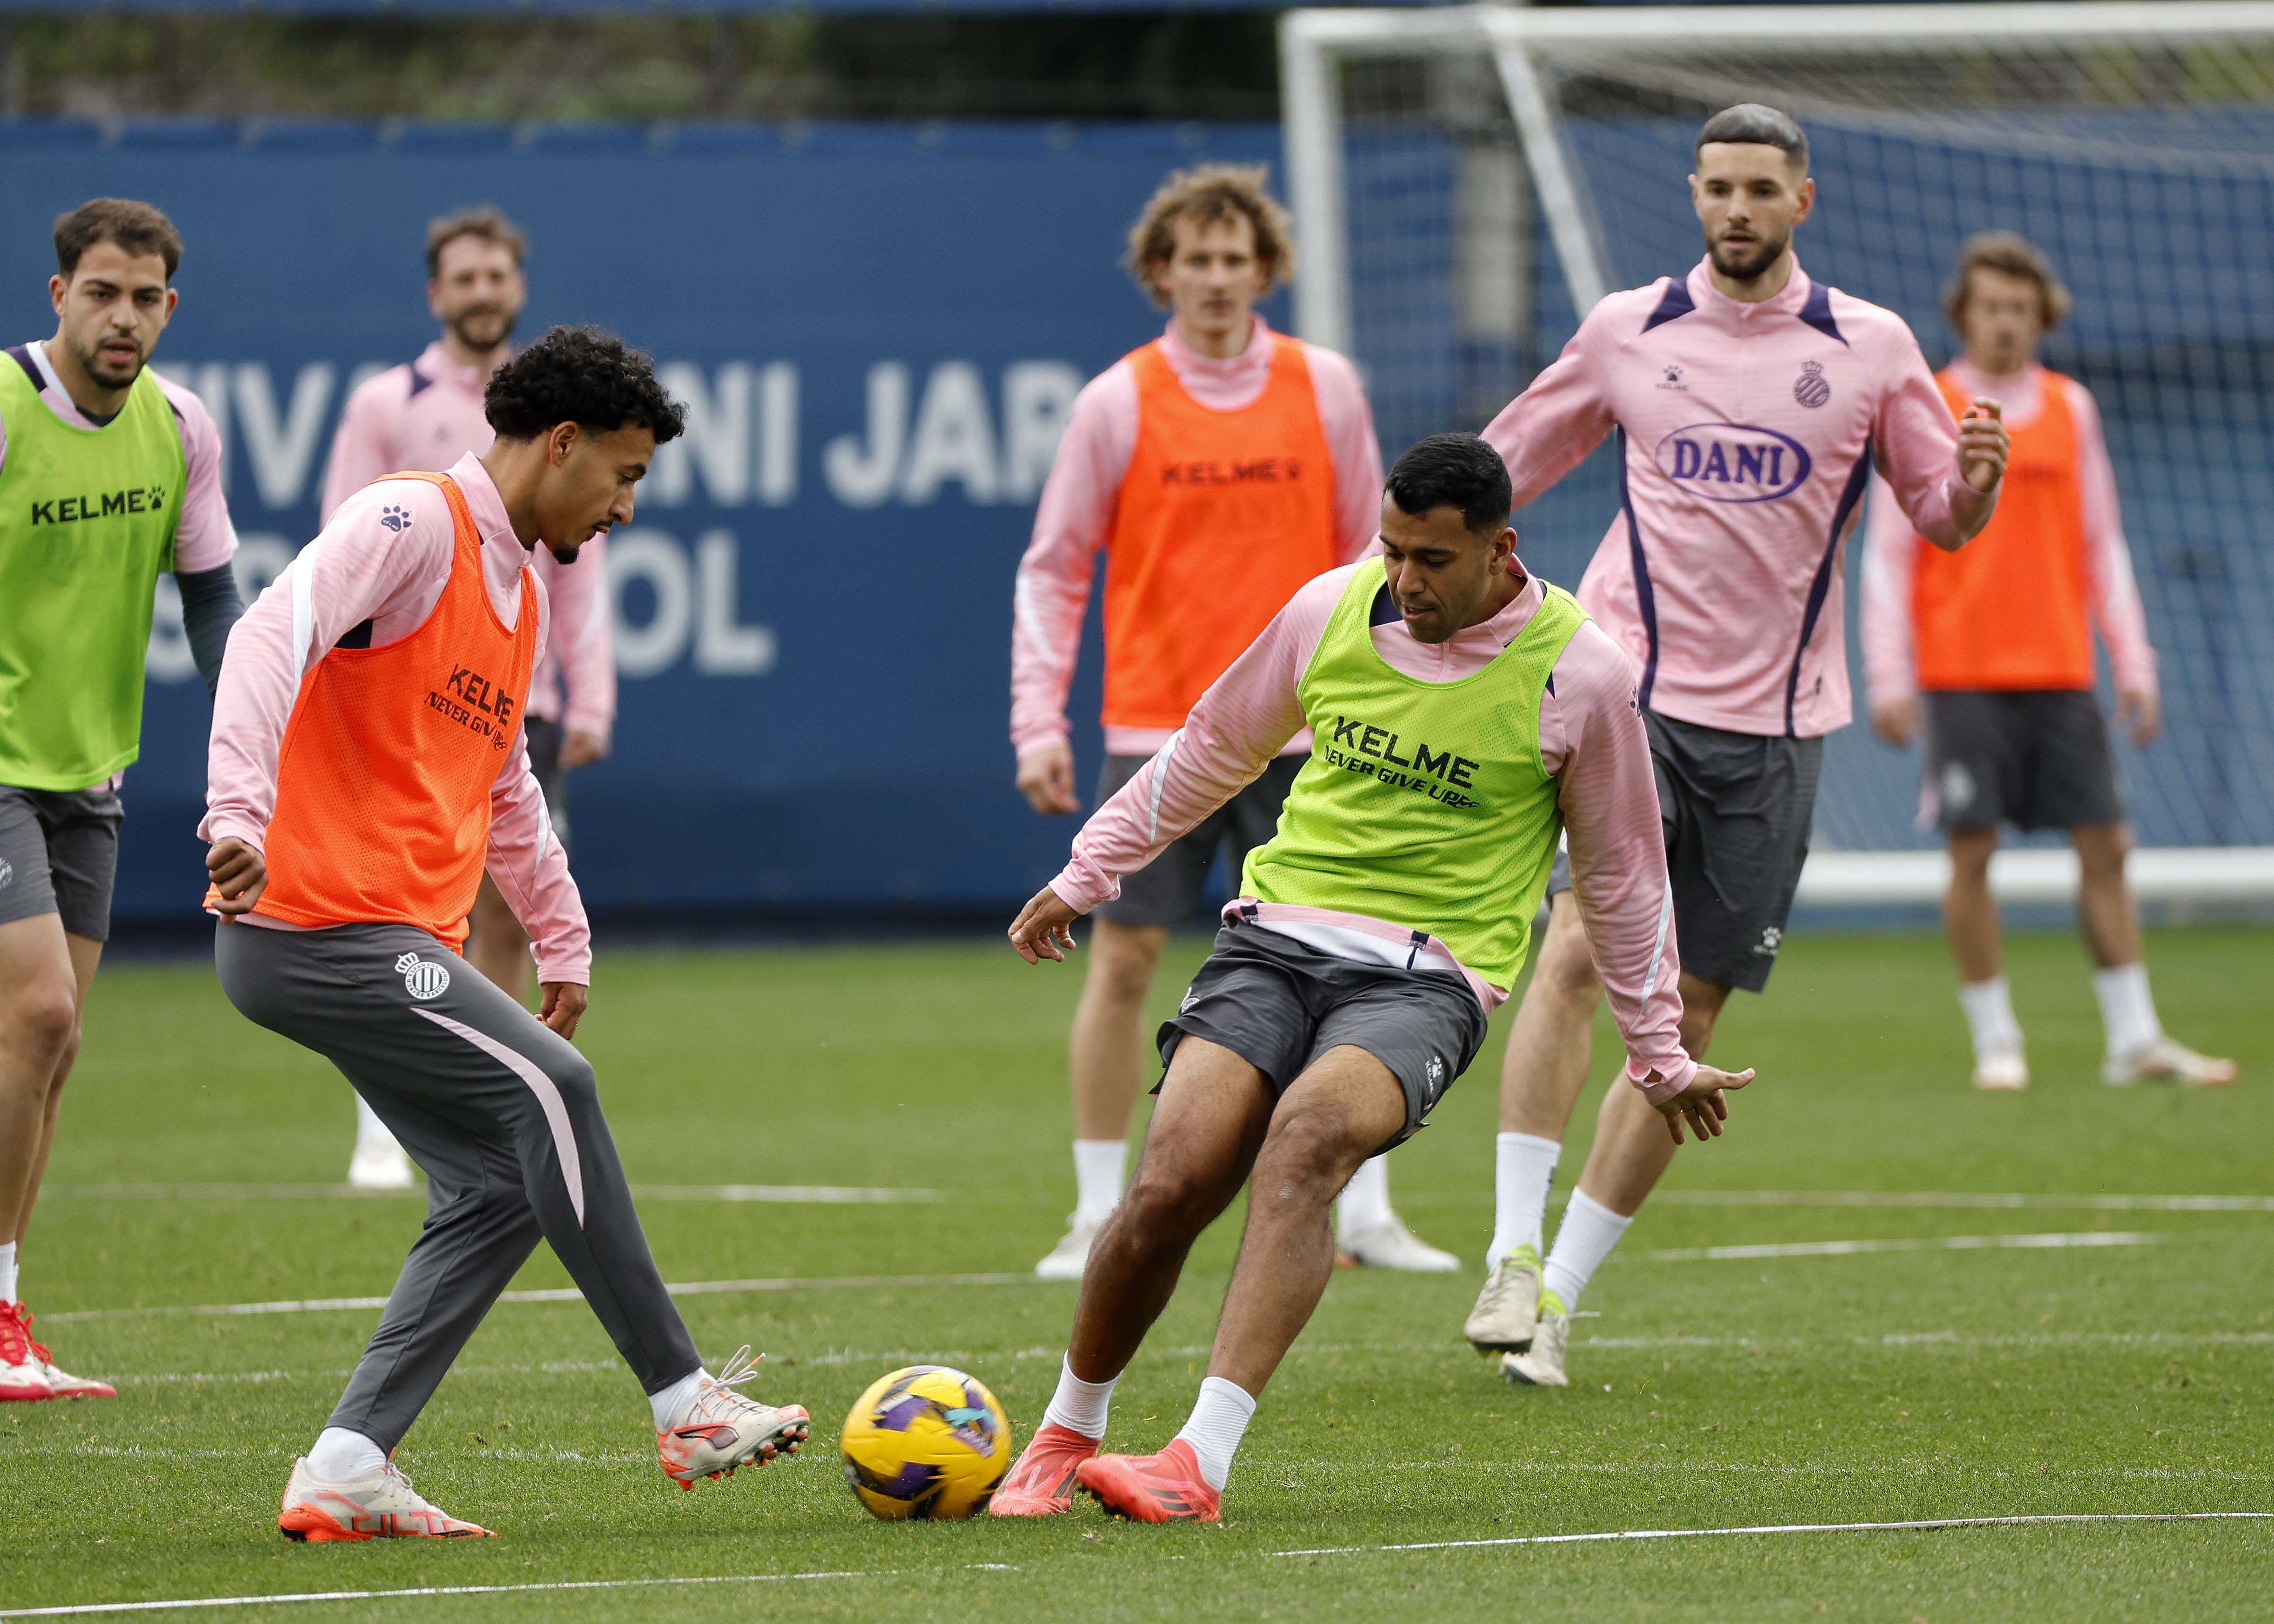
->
xmin=1010 ymin=315 xmax=1385 ymax=760
xmin=1049 ymin=560 xmax=1697 ymax=1103
xmin=322 ymin=340 xmax=615 ymax=740
xmin=1859 ymin=359 xmax=2155 ymax=704
xmin=203 ymin=453 xmax=592 ymax=984
xmin=4 ymin=340 xmax=236 ymax=573
xmin=1483 ymin=257 xmax=1996 ymax=740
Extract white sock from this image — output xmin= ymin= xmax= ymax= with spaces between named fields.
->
xmin=1335 ymin=1155 xmax=1393 ymax=1238
xmin=1041 ymin=1354 xmax=1116 ymax=1440
xmin=2093 ymin=963 xmax=2162 ymax=1057
xmin=1541 ymin=1190 xmax=1633 ymax=1312
xmin=0 ymin=1241 xmax=17 ymax=1305
xmin=1487 ymin=1133 xmax=1561 ymax=1268
xmin=651 ymin=1367 xmax=713 ymax=1431
xmin=1956 ymin=976 xmax=2024 ymax=1061
xmin=1072 ymin=1139 xmax=1127 ymax=1226
xmin=307 ymin=1427 xmax=387 ymax=1479
xmin=354 ymin=1095 xmax=395 ymax=1151
xmin=1173 ymin=1376 xmax=1256 ymax=1493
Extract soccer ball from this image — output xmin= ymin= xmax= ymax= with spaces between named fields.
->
xmin=840 ymin=1365 xmax=1012 ymax=1520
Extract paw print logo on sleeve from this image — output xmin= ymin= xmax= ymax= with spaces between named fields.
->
xmin=379 ymin=504 xmax=412 ymax=534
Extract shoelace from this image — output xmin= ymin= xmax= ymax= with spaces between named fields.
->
xmin=701 ymin=1345 xmax=770 ymax=1412
xmin=0 ymin=1302 xmax=29 ymax=1365
xmin=1476 ymin=1262 xmax=1530 ymax=1314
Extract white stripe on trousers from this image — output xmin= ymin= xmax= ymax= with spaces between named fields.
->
xmin=410 ymin=1006 xmax=587 ymax=1225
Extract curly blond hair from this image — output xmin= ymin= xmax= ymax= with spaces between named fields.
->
xmin=1124 ymin=164 xmax=1296 ymax=307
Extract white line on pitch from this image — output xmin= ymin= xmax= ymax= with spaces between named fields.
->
xmin=0 ymin=1571 xmax=878 ymax=1619
xmin=41 ymin=1271 xmax=1045 ymax=1324
xmin=1269 ymin=1510 xmax=2274 ymax=1559
xmin=1395 ymin=1190 xmax=2274 ymax=1213
xmin=36 ymin=1182 xmax=942 ymax=1205
xmin=1638 ymin=1231 xmax=2160 ymax=1262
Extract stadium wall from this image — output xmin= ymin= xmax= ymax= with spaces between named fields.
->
xmin=0 ymin=119 xmax=1282 ymax=928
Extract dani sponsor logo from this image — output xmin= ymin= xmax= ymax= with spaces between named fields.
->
xmin=1652 ymin=422 xmax=1811 ymax=504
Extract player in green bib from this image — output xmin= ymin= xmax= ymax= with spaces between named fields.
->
xmin=0 ymin=200 xmax=243 ymax=1403
xmin=993 ymin=434 xmax=1753 ymax=1522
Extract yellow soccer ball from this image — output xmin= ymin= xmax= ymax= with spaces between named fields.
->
xmin=840 ymin=1365 xmax=1013 ymax=1520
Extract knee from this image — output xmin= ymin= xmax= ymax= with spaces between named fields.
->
xmin=1122 ymin=1152 xmax=1222 ymax=1238
xmin=1086 ymin=926 xmax=1166 ymax=1006
xmin=4 ymin=983 xmax=79 ymax=1070
xmin=544 ymin=1052 xmax=599 ymax=1117
xmin=2074 ymin=823 xmax=2131 ymax=877
xmin=1538 ymin=909 xmax=1603 ymax=1005
xmin=1252 ymin=1107 xmax=1366 ymax=1203
xmin=1947 ymin=830 xmax=1998 ymax=885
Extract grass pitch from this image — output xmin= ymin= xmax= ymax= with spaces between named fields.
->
xmin=6 ymin=924 xmax=2273 ymax=1620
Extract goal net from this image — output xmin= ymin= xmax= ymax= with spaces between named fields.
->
xmin=1281 ymin=1 xmax=2274 ymax=904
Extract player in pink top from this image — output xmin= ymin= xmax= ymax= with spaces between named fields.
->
xmin=1463 ymin=106 xmax=2011 ymax=1387
xmin=320 ymin=207 xmax=618 ymax=1189
xmin=1012 ymin=166 xmax=1450 ymax=1278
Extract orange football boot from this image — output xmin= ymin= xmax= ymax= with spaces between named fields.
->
xmin=1073 ymin=1438 xmax=1222 ymax=1523
xmin=988 ymin=1421 xmax=1101 ymax=1516
xmin=277 ymin=1456 xmax=494 ymax=1541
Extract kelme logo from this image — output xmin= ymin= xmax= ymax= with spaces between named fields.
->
xmin=395 ymin=952 xmax=451 ymax=1001
xmin=1653 ymin=422 xmax=1812 ymax=503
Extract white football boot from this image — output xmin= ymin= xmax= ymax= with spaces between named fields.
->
xmin=1339 ymin=1213 xmax=1459 ymax=1273
xmin=1034 ymin=1214 xmax=1102 ymax=1281
xmin=656 ymin=1346 xmax=810 ymax=1490
xmin=1972 ymin=1049 xmax=2030 ymax=1091
xmin=347 ymin=1125 xmax=416 ymax=1191
xmin=1463 ymin=1243 xmax=1542 ymax=1352
xmin=277 ymin=1456 xmax=493 ymax=1540
xmin=2104 ymin=1036 xmax=2239 ymax=1089
xmin=1500 ymin=1289 xmax=1571 ymax=1388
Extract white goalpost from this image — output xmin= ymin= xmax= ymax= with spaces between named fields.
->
xmin=1280 ymin=1 xmax=2274 ymax=908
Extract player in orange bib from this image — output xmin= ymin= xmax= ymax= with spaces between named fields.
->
xmin=201 ymin=328 xmax=810 ymax=1541
xmin=1011 ymin=166 xmax=1454 ymax=1278
xmin=1862 ymin=233 xmax=2235 ymax=1091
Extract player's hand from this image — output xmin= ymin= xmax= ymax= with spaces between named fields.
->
xmin=1649 ymin=1064 xmax=1754 ymax=1146
xmin=1015 ymin=742 xmax=1079 ymax=816
xmin=540 ymin=981 xmax=588 ymax=1039
xmin=205 ymin=838 xmax=268 ymax=915
xmin=2117 ymin=687 xmax=2161 ymax=747
xmin=1871 ymin=695 xmax=1922 ymax=748
xmin=1958 ymin=396 xmax=2009 ymax=494
xmin=561 ymin=729 xmax=609 ymax=770
xmin=1008 ymin=885 xmax=1083 ymax=964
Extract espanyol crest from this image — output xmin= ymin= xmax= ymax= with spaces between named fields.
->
xmin=395 ymin=951 xmax=451 ymax=1001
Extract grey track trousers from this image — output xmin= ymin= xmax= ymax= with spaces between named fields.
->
xmin=216 ymin=920 xmax=701 ymax=1452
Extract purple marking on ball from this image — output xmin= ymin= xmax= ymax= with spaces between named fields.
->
xmin=877 ymin=1460 xmax=941 ymax=1499
xmin=875 ymin=1395 xmax=933 ymax=1432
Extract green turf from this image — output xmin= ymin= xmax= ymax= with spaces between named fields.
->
xmin=6 ymin=925 xmax=2272 ymax=1620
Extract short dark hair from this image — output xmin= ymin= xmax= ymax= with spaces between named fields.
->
xmin=1944 ymin=229 xmax=2072 ymax=333
xmin=1385 ymin=433 xmax=1512 ymax=534
xmin=54 ymin=198 xmax=183 ymax=282
xmin=1696 ymin=104 xmax=1809 ymax=173
xmin=427 ymin=205 xmax=527 ymax=279
xmin=484 ymin=325 xmax=686 ymax=445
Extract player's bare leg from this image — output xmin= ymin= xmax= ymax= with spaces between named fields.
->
xmin=1506 ymin=972 xmax=1726 ymax=1388
xmin=1037 ymin=918 xmax=1167 ymax=1278
xmin=465 ymin=874 xmax=536 ymax=1006
xmin=2074 ymin=821 xmax=2236 ymax=1087
xmin=996 ymin=1034 xmax=1269 ymax=1516
xmin=1072 ymin=1044 xmax=1404 ymax=1522
xmin=0 ymin=917 xmax=111 ymax=1400
xmin=1943 ymin=825 xmax=2028 ymax=1090
xmin=1469 ymin=893 xmax=1598 ymax=1350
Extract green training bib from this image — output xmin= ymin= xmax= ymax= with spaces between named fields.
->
xmin=1241 ymin=559 xmax=1587 ymax=989
xmin=0 ymin=354 xmax=185 ymax=790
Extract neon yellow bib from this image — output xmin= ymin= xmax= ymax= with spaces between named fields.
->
xmin=1241 ymin=559 xmax=1586 ymax=988
xmin=0 ymin=356 xmax=184 ymax=790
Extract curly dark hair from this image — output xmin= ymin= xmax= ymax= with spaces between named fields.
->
xmin=484 ymin=325 xmax=686 ymax=444
xmin=1386 ymin=432 xmax=1511 ymax=534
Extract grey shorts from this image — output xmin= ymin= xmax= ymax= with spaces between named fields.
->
xmin=524 ymin=716 xmax=571 ymax=855
xmin=1094 ymin=753 xmax=1301 ymax=928
xmin=1155 ymin=921 xmax=1488 ymax=1152
xmin=1549 ymin=710 xmax=1821 ymax=995
xmin=1923 ymin=689 xmax=2124 ymax=833
xmin=0 ymin=783 xmax=123 ymax=942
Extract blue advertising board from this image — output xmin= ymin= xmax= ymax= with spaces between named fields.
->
xmin=0 ymin=119 xmax=1282 ymax=925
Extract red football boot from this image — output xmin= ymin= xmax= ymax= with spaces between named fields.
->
xmin=1073 ymin=1439 xmax=1222 ymax=1523
xmin=989 ymin=1421 xmax=1100 ymax=1516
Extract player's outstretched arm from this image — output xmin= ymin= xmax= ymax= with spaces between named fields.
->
xmin=1647 ymin=1063 xmax=1755 ymax=1147
xmin=1008 ymin=885 xmax=1083 ymax=964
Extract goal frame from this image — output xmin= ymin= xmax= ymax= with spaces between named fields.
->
xmin=1278 ymin=1 xmax=2274 ymax=907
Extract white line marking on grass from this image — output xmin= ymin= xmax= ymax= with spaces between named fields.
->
xmin=36 ymin=1182 xmax=942 ymax=1205
xmin=1269 ymin=1511 xmax=2274 ymax=1559
xmin=1638 ymin=1231 xmax=2159 ymax=1262
xmin=1393 ymin=1189 xmax=2274 ymax=1213
xmin=0 ymin=1571 xmax=874 ymax=1618
xmin=42 ymin=1271 xmax=1043 ymax=1324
